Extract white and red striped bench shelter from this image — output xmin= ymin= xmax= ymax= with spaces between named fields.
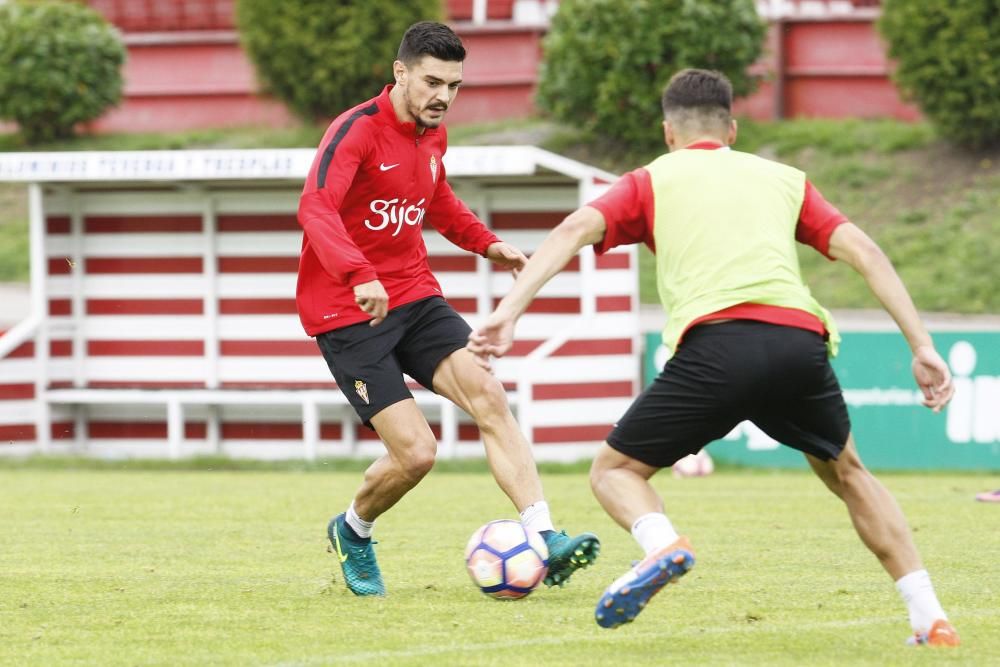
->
xmin=0 ymin=147 xmax=638 ymax=461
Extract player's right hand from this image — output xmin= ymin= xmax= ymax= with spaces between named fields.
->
xmin=467 ymin=315 xmax=516 ymax=371
xmin=353 ymin=279 xmax=389 ymax=326
xmin=912 ymin=345 xmax=955 ymax=413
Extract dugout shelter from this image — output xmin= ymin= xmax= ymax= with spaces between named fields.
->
xmin=0 ymin=147 xmax=639 ymax=461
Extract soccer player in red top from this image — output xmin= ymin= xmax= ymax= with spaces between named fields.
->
xmin=298 ymin=21 xmax=599 ymax=597
xmin=469 ymin=69 xmax=959 ymax=646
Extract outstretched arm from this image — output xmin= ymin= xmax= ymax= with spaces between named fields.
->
xmin=467 ymin=206 xmax=607 ymax=368
xmin=424 ymin=169 xmax=500 ymax=255
xmin=827 ymin=222 xmax=954 ymax=412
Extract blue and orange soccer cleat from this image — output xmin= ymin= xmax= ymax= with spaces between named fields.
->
xmin=907 ymin=619 xmax=960 ymax=647
xmin=327 ymin=513 xmax=385 ymax=596
xmin=595 ymin=536 xmax=695 ymax=629
xmin=542 ymin=530 xmax=601 ymax=588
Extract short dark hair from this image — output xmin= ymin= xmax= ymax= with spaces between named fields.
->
xmin=661 ymin=69 xmax=733 ymax=117
xmin=397 ymin=21 xmax=466 ymax=65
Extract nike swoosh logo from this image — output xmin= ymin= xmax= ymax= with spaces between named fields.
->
xmin=379 ymin=163 xmax=399 ymax=171
xmin=332 ymin=525 xmax=348 ymax=563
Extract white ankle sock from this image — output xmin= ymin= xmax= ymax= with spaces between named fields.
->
xmin=631 ymin=512 xmax=679 ymax=556
xmin=895 ymin=569 xmax=947 ymax=632
xmin=345 ymin=501 xmax=374 ymax=539
xmin=519 ymin=500 xmax=555 ymax=534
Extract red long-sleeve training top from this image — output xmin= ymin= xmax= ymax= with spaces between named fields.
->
xmin=296 ymin=85 xmax=499 ymax=336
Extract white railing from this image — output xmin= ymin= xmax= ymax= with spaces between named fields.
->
xmin=757 ymin=0 xmax=880 ymax=18
xmin=465 ymin=0 xmax=558 ymax=26
xmin=465 ymin=1 xmax=880 ymax=25
xmin=0 ymin=315 xmax=39 ymax=360
xmin=514 ymin=316 xmax=591 ymax=441
xmin=472 ymin=0 xmax=488 ymax=23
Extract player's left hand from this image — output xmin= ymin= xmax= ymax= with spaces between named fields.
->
xmin=912 ymin=345 xmax=955 ymax=413
xmin=485 ymin=242 xmax=527 ymax=276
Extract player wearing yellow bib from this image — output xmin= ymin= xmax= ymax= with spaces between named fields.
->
xmin=468 ymin=69 xmax=959 ymax=646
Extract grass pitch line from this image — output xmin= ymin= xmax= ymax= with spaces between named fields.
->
xmin=265 ymin=613 xmax=917 ymax=666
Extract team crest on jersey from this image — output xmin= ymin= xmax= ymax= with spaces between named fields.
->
xmin=429 ymin=155 xmax=438 ymax=183
xmin=354 ymin=380 xmax=369 ymax=405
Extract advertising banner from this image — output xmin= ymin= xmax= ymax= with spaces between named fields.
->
xmin=643 ymin=332 xmax=1000 ymax=470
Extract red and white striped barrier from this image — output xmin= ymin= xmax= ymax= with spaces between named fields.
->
xmin=0 ymin=147 xmax=638 ymax=461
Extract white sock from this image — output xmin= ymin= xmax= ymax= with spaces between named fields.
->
xmin=345 ymin=501 xmax=374 ymax=539
xmin=895 ymin=569 xmax=947 ymax=632
xmin=631 ymin=512 xmax=679 ymax=556
xmin=519 ymin=500 xmax=555 ymax=534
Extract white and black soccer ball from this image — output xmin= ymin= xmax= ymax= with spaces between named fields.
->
xmin=464 ymin=519 xmax=549 ymax=599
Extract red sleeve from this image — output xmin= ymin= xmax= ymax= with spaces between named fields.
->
xmin=424 ymin=163 xmax=500 ymax=256
xmin=297 ymin=119 xmax=378 ymax=288
xmin=588 ymin=168 xmax=655 ymax=254
xmin=796 ymin=180 xmax=848 ymax=260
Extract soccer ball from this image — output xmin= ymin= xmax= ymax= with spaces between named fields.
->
xmin=672 ymin=449 xmax=715 ymax=478
xmin=464 ymin=519 xmax=549 ymax=599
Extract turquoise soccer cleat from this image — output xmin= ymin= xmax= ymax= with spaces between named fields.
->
xmin=542 ymin=529 xmax=601 ymax=588
xmin=328 ymin=513 xmax=386 ymax=596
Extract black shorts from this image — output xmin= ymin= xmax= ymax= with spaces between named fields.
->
xmin=608 ymin=320 xmax=851 ymax=468
xmin=315 ymin=296 xmax=471 ymax=427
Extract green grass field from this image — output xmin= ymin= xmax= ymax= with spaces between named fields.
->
xmin=1 ymin=466 xmax=996 ymax=665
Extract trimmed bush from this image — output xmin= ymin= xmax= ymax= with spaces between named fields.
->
xmin=237 ymin=0 xmax=442 ymax=122
xmin=0 ymin=1 xmax=125 ymax=144
xmin=538 ymin=0 xmax=766 ymax=149
xmin=879 ymin=1 xmax=1000 ymax=147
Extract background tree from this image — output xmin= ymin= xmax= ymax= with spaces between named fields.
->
xmin=237 ymin=0 xmax=442 ymax=122
xmin=880 ymin=0 xmax=1000 ymax=147
xmin=537 ymin=0 xmax=766 ymax=149
xmin=0 ymin=1 xmax=125 ymax=144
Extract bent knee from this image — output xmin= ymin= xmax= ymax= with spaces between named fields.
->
xmin=819 ymin=449 xmax=870 ymax=495
xmin=465 ymin=376 xmax=511 ymax=422
xmin=588 ymin=462 xmax=604 ymax=494
xmin=589 ymin=443 xmax=620 ymax=489
xmin=834 ymin=449 xmax=868 ymax=482
xmin=396 ymin=439 xmax=437 ymax=481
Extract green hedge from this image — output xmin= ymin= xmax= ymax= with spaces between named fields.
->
xmin=880 ymin=0 xmax=1000 ymax=147
xmin=237 ymin=0 xmax=442 ymax=121
xmin=537 ymin=0 xmax=766 ymax=149
xmin=0 ymin=1 xmax=125 ymax=144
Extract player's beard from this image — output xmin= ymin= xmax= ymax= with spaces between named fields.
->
xmin=417 ymin=103 xmax=447 ymax=129
xmin=403 ymin=86 xmax=447 ymax=129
